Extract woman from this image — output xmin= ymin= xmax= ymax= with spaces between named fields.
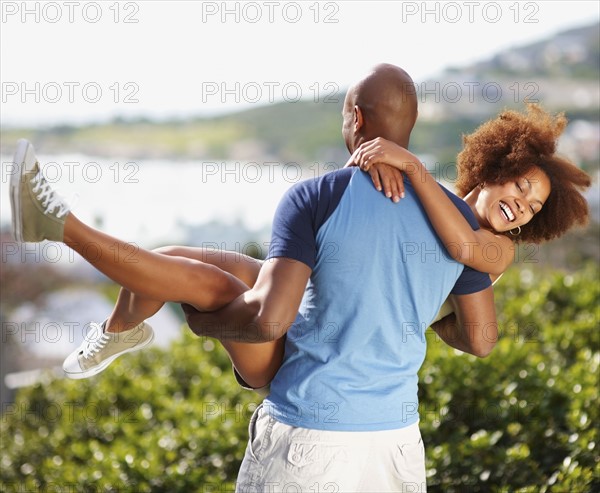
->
xmin=10 ymin=104 xmax=591 ymax=387
xmin=348 ymin=103 xmax=590 ymax=322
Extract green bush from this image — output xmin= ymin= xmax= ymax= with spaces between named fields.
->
xmin=420 ymin=263 xmax=599 ymax=492
xmin=0 ymin=338 xmax=261 ymax=492
xmin=1 ymin=264 xmax=598 ymax=492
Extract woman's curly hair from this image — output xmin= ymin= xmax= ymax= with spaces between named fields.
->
xmin=455 ymin=103 xmax=592 ymax=243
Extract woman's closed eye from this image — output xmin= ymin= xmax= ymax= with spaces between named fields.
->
xmin=516 ymin=181 xmax=536 ymax=214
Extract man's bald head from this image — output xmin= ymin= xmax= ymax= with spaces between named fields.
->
xmin=342 ymin=63 xmax=418 ymax=153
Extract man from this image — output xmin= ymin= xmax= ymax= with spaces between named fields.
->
xmin=185 ymin=63 xmax=497 ymax=492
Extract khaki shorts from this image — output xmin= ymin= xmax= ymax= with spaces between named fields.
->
xmin=235 ymin=404 xmax=427 ymax=493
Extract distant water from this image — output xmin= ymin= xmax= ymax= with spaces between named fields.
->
xmin=1 ymin=153 xmax=333 ymax=247
xmin=4 ymin=153 xmax=598 ymax=247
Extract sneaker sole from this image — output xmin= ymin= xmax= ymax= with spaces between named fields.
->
xmin=10 ymin=139 xmax=30 ymax=243
xmin=63 ymin=330 xmax=155 ymax=380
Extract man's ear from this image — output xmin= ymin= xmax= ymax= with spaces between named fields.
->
xmin=353 ymin=105 xmax=364 ymax=131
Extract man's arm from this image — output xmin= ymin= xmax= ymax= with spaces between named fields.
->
xmin=184 ymin=257 xmax=311 ymax=343
xmin=430 ymin=287 xmax=498 ymax=357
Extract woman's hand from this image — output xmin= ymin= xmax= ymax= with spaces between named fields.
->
xmin=345 ymin=138 xmax=415 ymax=202
xmin=345 ymin=159 xmax=405 ymax=203
xmin=366 ymin=163 xmax=405 ymax=203
xmin=349 ymin=137 xmax=419 ymax=173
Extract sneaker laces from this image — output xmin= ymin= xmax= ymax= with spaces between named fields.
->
xmin=31 ymin=171 xmax=70 ymax=218
xmin=81 ymin=323 xmax=111 ymax=359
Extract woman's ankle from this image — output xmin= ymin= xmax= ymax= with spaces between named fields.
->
xmin=105 ymin=318 xmax=142 ymax=333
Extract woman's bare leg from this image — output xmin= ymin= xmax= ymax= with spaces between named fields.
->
xmin=104 ymin=246 xmax=264 ymax=332
xmin=103 ymin=245 xmax=282 ymax=388
xmin=105 ymin=289 xmax=163 ymax=333
xmin=63 ymin=213 xmax=249 ymax=310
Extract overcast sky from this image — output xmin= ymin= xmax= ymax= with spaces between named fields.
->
xmin=1 ymin=1 xmax=599 ymax=128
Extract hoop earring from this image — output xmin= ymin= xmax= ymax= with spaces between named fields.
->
xmin=510 ymin=226 xmax=522 ymax=236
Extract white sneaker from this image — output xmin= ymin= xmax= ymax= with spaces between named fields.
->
xmin=10 ymin=139 xmax=70 ymax=242
xmin=63 ymin=321 xmax=154 ymax=379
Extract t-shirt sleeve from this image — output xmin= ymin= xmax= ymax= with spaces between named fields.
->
xmin=266 ymin=168 xmax=354 ymax=270
xmin=450 ymin=265 xmax=492 ymax=295
xmin=267 ymin=180 xmax=318 ymax=269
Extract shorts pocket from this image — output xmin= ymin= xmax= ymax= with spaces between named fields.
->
xmin=393 ymin=437 xmax=426 ymax=484
xmin=285 ymin=440 xmax=348 ymax=478
xmin=247 ymin=404 xmax=273 ymax=462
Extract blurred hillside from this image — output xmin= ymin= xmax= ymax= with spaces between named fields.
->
xmin=2 ymin=22 xmax=597 ymax=270
xmin=471 ymin=23 xmax=599 ymax=79
xmin=2 ymin=22 xmax=598 ymax=169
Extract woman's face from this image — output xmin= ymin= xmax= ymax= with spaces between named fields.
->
xmin=474 ymin=166 xmax=551 ymax=233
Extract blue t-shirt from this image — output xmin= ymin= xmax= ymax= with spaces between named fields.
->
xmin=263 ymin=167 xmax=490 ymax=431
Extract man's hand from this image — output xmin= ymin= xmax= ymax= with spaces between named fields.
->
xmin=181 ymin=302 xmax=232 ymax=338
xmin=183 ymin=257 xmax=311 ymax=343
